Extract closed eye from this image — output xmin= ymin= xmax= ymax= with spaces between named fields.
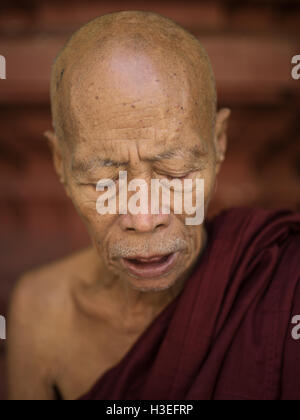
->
xmin=158 ymin=172 xmax=191 ymax=180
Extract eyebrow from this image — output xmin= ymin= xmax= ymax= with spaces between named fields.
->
xmin=145 ymin=146 xmax=206 ymax=162
xmin=71 ymin=146 xmax=207 ymax=174
xmin=71 ymin=157 xmax=129 ymax=173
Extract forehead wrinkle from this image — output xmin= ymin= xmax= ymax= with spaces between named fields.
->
xmin=156 ymin=145 xmax=206 ymax=161
xmin=71 ymin=156 xmax=129 ymax=174
xmin=71 ymin=144 xmax=207 ymax=174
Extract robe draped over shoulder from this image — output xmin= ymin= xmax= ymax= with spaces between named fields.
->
xmin=78 ymin=207 xmax=300 ymax=400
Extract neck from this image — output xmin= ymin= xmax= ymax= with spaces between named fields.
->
xmin=119 ymin=276 xmax=184 ymax=317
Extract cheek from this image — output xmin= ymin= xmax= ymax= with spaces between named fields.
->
xmin=182 ymin=225 xmax=204 ymax=261
xmin=186 ymin=166 xmax=215 ymax=211
xmin=69 ymin=186 xmax=97 ymax=218
xmin=67 ymin=185 xmax=116 ymax=234
xmin=202 ymin=164 xmax=216 ymax=203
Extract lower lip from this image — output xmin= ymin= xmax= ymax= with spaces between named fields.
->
xmin=122 ymin=252 xmax=180 ymax=279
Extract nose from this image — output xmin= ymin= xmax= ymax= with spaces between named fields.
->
xmin=118 ymin=171 xmax=172 ymax=233
xmin=120 ymin=211 xmax=171 ymax=233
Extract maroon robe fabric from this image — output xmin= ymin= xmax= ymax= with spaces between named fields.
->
xmin=79 ymin=207 xmax=300 ymax=400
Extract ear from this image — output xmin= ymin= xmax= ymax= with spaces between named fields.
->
xmin=213 ymin=108 xmax=231 ymax=175
xmin=44 ymin=131 xmax=69 ymax=193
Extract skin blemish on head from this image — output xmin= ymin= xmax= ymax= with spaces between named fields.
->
xmin=56 ymin=68 xmax=65 ymax=90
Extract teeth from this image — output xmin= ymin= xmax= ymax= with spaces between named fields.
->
xmin=128 ymin=255 xmax=170 ymax=264
xmin=137 ymin=257 xmax=164 ymax=263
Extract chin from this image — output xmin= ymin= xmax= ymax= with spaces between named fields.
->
xmin=127 ymin=275 xmax=180 ymax=293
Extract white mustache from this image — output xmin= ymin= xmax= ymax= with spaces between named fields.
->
xmin=110 ymin=237 xmax=187 ymax=259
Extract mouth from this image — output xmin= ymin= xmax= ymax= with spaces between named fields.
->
xmin=121 ymin=252 xmax=180 ymax=279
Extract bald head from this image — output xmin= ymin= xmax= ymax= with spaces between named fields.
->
xmin=50 ymin=11 xmax=217 ymax=143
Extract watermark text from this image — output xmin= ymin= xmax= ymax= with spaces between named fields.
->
xmin=0 ymin=55 xmax=6 ymax=80
xmin=292 ymin=315 xmax=300 ymax=340
xmin=292 ymin=55 xmax=300 ymax=80
xmin=0 ymin=315 xmax=6 ymax=340
xmin=95 ymin=172 xmax=205 ymax=226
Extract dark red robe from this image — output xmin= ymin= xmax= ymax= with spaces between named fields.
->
xmin=78 ymin=207 xmax=300 ymax=400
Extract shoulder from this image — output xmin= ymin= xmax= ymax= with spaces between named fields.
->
xmin=6 ymin=247 xmax=99 ymax=399
xmin=212 ymin=206 xmax=300 ymax=227
xmin=280 ymin=278 xmax=300 ymax=400
xmin=8 ymin=246 xmax=97 ymax=343
xmin=209 ymin=206 xmax=300 ymax=249
xmin=12 ymin=246 xmax=95 ymax=300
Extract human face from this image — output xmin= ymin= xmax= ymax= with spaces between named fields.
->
xmin=51 ymin=48 xmax=223 ymax=292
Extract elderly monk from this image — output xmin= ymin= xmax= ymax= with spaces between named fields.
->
xmin=7 ymin=11 xmax=300 ymax=400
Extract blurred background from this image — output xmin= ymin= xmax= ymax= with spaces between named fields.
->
xmin=0 ymin=0 xmax=300 ymax=399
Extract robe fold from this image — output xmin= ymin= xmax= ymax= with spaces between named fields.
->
xmin=78 ymin=207 xmax=300 ymax=400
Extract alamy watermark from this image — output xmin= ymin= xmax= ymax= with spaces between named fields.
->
xmin=292 ymin=55 xmax=300 ymax=80
xmin=95 ymin=171 xmax=205 ymax=226
xmin=0 ymin=315 xmax=6 ymax=340
xmin=0 ymin=55 xmax=6 ymax=80
xmin=292 ymin=315 xmax=300 ymax=341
